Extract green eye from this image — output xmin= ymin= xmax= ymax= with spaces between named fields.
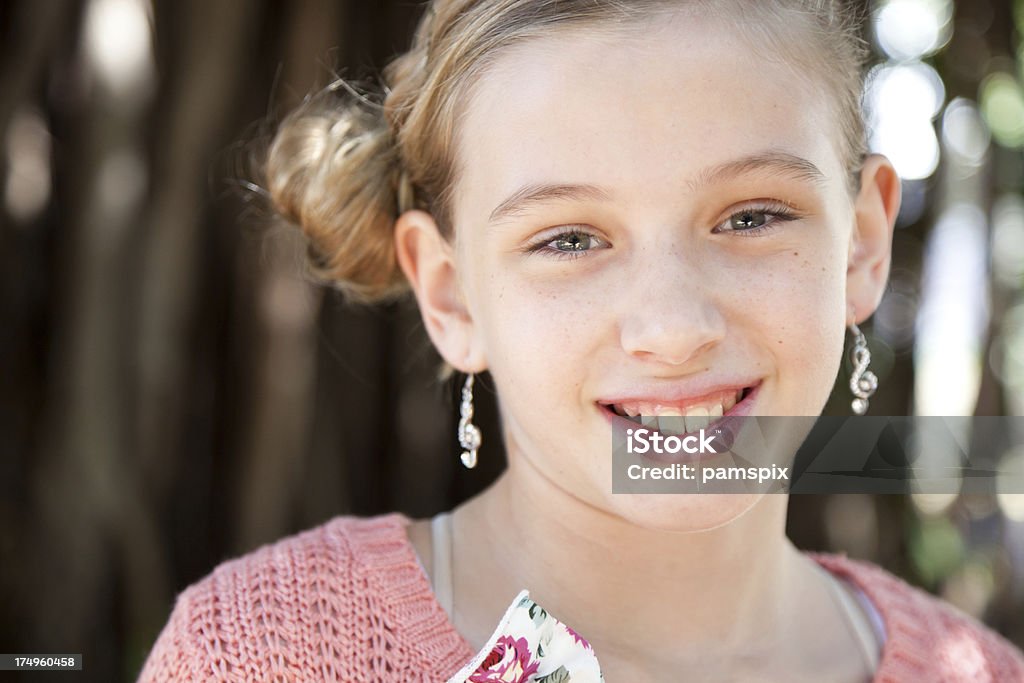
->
xmin=553 ymin=233 xmax=594 ymax=251
xmin=730 ymin=210 xmax=768 ymax=231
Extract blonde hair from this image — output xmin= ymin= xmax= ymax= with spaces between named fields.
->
xmin=264 ymin=0 xmax=870 ymax=303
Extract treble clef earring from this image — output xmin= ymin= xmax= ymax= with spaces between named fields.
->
xmin=848 ymin=321 xmax=878 ymax=415
xmin=458 ymin=373 xmax=482 ymax=469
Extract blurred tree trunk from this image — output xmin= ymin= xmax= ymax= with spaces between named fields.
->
xmin=231 ymin=0 xmax=340 ymax=553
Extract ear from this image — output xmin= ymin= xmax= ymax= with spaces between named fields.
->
xmin=394 ymin=210 xmax=486 ymax=372
xmin=847 ymin=154 xmax=901 ymax=325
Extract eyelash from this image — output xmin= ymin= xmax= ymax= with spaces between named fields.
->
xmin=522 ymin=201 xmax=801 ymax=261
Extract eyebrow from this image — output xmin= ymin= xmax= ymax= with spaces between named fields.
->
xmin=487 ymin=150 xmax=826 ymax=225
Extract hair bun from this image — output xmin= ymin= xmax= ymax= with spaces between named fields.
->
xmin=265 ymin=88 xmax=409 ymax=303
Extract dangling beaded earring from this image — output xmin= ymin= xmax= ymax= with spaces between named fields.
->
xmin=848 ymin=321 xmax=878 ymax=415
xmin=458 ymin=373 xmax=482 ymax=469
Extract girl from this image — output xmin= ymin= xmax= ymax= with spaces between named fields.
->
xmin=139 ymin=1 xmax=1024 ymax=681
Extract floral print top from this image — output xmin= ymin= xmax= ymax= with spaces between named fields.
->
xmin=445 ymin=590 xmax=604 ymax=683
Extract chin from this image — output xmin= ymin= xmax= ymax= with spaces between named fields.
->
xmin=607 ymin=491 xmax=771 ymax=534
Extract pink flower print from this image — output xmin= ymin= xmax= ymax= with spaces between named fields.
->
xmin=563 ymin=624 xmax=592 ymax=650
xmin=469 ymin=635 xmax=541 ymax=683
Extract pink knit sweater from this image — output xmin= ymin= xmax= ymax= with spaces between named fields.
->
xmin=137 ymin=512 xmax=1024 ymax=682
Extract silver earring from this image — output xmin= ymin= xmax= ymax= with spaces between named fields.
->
xmin=458 ymin=373 xmax=482 ymax=469
xmin=848 ymin=321 xmax=878 ymax=415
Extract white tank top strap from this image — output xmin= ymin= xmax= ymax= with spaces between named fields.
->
xmin=431 ymin=510 xmax=455 ymax=619
xmin=814 ymin=561 xmax=882 ymax=674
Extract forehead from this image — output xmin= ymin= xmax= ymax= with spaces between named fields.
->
xmin=453 ymin=12 xmax=844 ymax=226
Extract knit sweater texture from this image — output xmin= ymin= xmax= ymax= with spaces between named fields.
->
xmin=137 ymin=512 xmax=1024 ymax=682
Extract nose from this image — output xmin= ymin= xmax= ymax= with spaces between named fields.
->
xmin=618 ymin=249 xmax=727 ymax=367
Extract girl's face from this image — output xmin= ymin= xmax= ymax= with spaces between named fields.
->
xmin=398 ymin=12 xmax=898 ymax=531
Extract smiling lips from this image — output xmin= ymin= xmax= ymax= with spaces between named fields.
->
xmin=602 ymin=385 xmax=756 ymax=435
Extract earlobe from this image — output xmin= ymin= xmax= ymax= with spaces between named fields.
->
xmin=394 ymin=210 xmax=485 ymax=371
xmin=847 ymin=154 xmax=901 ymax=325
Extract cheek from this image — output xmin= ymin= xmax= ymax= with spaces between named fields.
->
xmin=470 ymin=271 xmax=615 ymax=458
xmin=749 ymin=245 xmax=849 ymax=407
xmin=759 ymin=248 xmax=846 ymax=331
xmin=479 ymin=276 xmax=605 ymax=384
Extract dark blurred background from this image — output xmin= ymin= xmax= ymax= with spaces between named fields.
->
xmin=1 ymin=0 xmax=1023 ymax=681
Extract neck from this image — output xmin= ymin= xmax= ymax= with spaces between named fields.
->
xmin=453 ymin=450 xmax=818 ymax=669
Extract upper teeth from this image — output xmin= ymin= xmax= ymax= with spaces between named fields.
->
xmin=613 ymin=389 xmax=742 ymax=434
